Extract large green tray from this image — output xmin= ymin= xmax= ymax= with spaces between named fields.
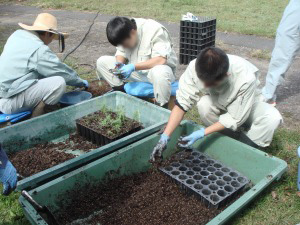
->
xmin=19 ymin=121 xmax=287 ymax=225
xmin=0 ymin=91 xmax=170 ymax=190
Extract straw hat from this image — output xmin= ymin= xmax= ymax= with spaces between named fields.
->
xmin=18 ymin=13 xmax=69 ymax=40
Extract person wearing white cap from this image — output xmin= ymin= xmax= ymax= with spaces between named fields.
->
xmin=0 ymin=13 xmax=88 ymax=117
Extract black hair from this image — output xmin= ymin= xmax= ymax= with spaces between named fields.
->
xmin=195 ymin=47 xmax=229 ymax=83
xmin=106 ymin=17 xmax=137 ymax=46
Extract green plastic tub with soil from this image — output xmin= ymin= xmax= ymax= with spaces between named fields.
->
xmin=19 ymin=120 xmax=287 ymax=225
xmin=0 ymin=91 xmax=170 ymax=190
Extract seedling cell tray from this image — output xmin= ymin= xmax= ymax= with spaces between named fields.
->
xmin=160 ymin=150 xmax=249 ymax=208
xmin=76 ymin=118 xmax=143 ymax=146
xmin=20 ymin=121 xmax=287 ymax=225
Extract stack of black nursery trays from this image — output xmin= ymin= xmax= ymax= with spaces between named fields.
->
xmin=180 ymin=17 xmax=217 ymax=65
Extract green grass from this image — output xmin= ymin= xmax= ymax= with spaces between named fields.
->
xmin=20 ymin=0 xmax=289 ymax=37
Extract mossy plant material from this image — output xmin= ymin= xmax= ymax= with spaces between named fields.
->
xmin=77 ymin=107 xmax=142 ymax=140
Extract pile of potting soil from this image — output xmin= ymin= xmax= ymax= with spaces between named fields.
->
xmin=10 ymin=134 xmax=97 ymax=177
xmin=57 ymin=169 xmax=222 ymax=225
xmin=87 ymin=80 xmax=112 ymax=97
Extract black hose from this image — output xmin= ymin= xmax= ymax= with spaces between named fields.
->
xmin=62 ymin=11 xmax=100 ymax=62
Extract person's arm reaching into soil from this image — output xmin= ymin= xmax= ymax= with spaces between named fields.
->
xmin=150 ymin=105 xmax=185 ymax=161
xmin=178 ymin=122 xmax=225 ymax=148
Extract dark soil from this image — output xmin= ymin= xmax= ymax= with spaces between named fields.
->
xmin=10 ymin=134 xmax=97 ymax=177
xmin=57 ymin=171 xmax=221 ymax=225
xmin=77 ymin=109 xmax=142 ymax=140
xmin=57 ymin=151 xmax=227 ymax=225
xmin=87 ymin=80 xmax=112 ymax=97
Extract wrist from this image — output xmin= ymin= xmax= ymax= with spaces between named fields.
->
xmin=132 ymin=64 xmax=136 ymax=71
xmin=161 ymin=133 xmax=170 ymax=141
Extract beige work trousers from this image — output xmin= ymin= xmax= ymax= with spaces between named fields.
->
xmin=0 ymin=76 xmax=66 ymax=114
xmin=197 ymin=95 xmax=283 ymax=147
xmin=96 ymin=56 xmax=176 ymax=106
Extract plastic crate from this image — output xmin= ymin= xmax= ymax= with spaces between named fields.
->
xmin=0 ymin=91 xmax=170 ymax=190
xmin=19 ymin=121 xmax=287 ymax=225
xmin=180 ymin=16 xmax=217 ymax=65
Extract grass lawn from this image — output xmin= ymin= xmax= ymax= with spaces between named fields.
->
xmin=19 ymin=0 xmax=289 ymax=38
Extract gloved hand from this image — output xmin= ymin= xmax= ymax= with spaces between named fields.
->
xmin=82 ymin=80 xmax=89 ymax=88
xmin=150 ymin=133 xmax=170 ymax=161
xmin=115 ymin=62 xmax=124 ymax=69
xmin=178 ymin=128 xmax=205 ymax=148
xmin=117 ymin=64 xmax=135 ymax=79
xmin=0 ymin=149 xmax=17 ymax=195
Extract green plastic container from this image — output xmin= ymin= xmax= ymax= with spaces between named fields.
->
xmin=19 ymin=121 xmax=287 ymax=225
xmin=0 ymin=92 xmax=170 ymax=190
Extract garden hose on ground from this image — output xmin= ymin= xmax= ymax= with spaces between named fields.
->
xmin=62 ymin=11 xmax=100 ymax=62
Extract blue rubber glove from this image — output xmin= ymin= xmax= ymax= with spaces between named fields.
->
xmin=178 ymin=128 xmax=206 ymax=148
xmin=0 ymin=148 xmax=17 ymax=195
xmin=150 ymin=133 xmax=170 ymax=161
xmin=115 ymin=62 xmax=124 ymax=69
xmin=118 ymin=64 xmax=135 ymax=79
xmin=82 ymin=80 xmax=89 ymax=88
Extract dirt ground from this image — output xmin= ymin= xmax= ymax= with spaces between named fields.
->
xmin=0 ymin=4 xmax=299 ymax=128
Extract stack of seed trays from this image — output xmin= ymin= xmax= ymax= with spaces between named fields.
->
xmin=160 ymin=150 xmax=249 ymax=208
xmin=180 ymin=16 xmax=217 ymax=65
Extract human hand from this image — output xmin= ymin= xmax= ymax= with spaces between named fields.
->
xmin=150 ymin=133 xmax=170 ymax=161
xmin=82 ymin=80 xmax=89 ymax=88
xmin=0 ymin=159 xmax=17 ymax=195
xmin=178 ymin=128 xmax=205 ymax=148
xmin=117 ymin=64 xmax=135 ymax=79
xmin=115 ymin=62 xmax=124 ymax=69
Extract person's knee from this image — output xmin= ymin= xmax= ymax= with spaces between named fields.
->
xmin=55 ymin=76 xmax=66 ymax=94
xmin=150 ymin=65 xmax=172 ymax=82
xmin=96 ymin=56 xmax=111 ymax=70
xmin=264 ymin=110 xmax=282 ymax=132
xmin=44 ymin=77 xmax=66 ymax=105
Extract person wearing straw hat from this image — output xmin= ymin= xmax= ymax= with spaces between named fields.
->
xmin=0 ymin=13 xmax=88 ymax=117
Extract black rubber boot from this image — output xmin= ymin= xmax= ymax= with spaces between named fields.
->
xmin=112 ymin=84 xmax=126 ymax=93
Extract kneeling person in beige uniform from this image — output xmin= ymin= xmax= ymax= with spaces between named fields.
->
xmin=151 ymin=47 xmax=282 ymax=161
xmin=0 ymin=13 xmax=88 ymax=118
xmin=97 ymin=17 xmax=177 ymax=107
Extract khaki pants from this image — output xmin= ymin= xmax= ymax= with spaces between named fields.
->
xmin=0 ymin=76 xmax=66 ymax=114
xmin=197 ymin=95 xmax=283 ymax=147
xmin=96 ymin=56 xmax=176 ymax=106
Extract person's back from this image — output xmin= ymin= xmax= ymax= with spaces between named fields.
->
xmin=0 ymin=30 xmax=44 ymax=98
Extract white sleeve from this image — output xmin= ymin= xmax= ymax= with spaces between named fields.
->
xmin=176 ymin=60 xmax=204 ymax=111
